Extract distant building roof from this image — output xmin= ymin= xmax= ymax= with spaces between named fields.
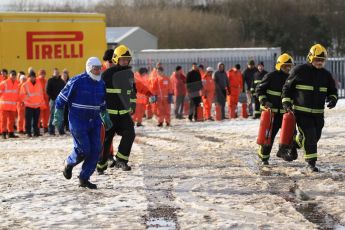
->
xmin=106 ymin=27 xmax=157 ymax=44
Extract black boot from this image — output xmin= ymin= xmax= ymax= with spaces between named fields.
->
xmin=115 ymin=159 xmax=131 ymax=171
xmin=277 ymin=145 xmax=294 ymax=162
xmin=63 ymin=161 xmax=73 ymax=179
xmin=306 ymin=161 xmax=319 ymax=172
xmin=136 ymin=122 xmax=143 ymax=127
xmin=261 ymin=160 xmax=269 ymax=166
xmin=8 ymin=132 xmax=19 ymax=138
xmin=43 ymin=128 xmax=48 ymax=133
xmin=96 ymin=161 xmax=108 ymax=174
xmin=289 ymin=146 xmax=298 ymax=161
xmin=2 ymin=132 xmax=6 ymax=139
xmin=79 ymin=178 xmax=97 ymax=189
xmin=157 ymin=122 xmax=163 ymax=127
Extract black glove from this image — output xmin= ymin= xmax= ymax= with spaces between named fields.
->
xmin=327 ymin=97 xmax=337 ymax=109
xmin=282 ymin=101 xmax=293 ymax=112
xmin=260 ymin=98 xmax=273 ymax=109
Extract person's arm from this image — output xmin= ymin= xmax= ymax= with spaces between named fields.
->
xmin=326 ymin=73 xmax=338 ymax=109
xmin=256 ymin=73 xmax=271 ymax=108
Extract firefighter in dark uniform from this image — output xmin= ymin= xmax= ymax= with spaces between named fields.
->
xmin=281 ymin=44 xmax=338 ymax=172
xmin=251 ymin=62 xmax=268 ymax=119
xmin=256 ymin=53 xmax=294 ymax=165
xmin=97 ymin=45 xmax=136 ymax=172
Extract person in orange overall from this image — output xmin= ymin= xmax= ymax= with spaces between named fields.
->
xmin=202 ymin=67 xmax=215 ymax=121
xmin=37 ymin=69 xmax=49 ymax=133
xmin=147 ymin=62 xmax=162 ymax=118
xmin=227 ymin=64 xmax=243 ymax=119
xmin=20 ymin=70 xmax=45 ymax=137
xmin=0 ymin=69 xmax=8 ymax=135
xmin=0 ymin=70 xmax=19 ymax=139
xmin=132 ymin=67 xmax=151 ymax=127
xmin=152 ymin=66 xmax=173 ymax=127
xmin=17 ymin=72 xmax=26 ymax=134
xmin=171 ymin=66 xmax=187 ymax=119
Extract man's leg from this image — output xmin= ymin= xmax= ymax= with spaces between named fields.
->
xmin=25 ymin=107 xmax=33 ymax=136
xmin=114 ymin=114 xmax=135 ymax=171
xmin=33 ymin=108 xmax=40 ymax=136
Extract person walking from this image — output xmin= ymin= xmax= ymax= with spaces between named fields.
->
xmin=281 ymin=44 xmax=338 ymax=172
xmin=97 ymin=45 xmax=136 ymax=173
xmin=256 ymin=53 xmax=294 ymax=165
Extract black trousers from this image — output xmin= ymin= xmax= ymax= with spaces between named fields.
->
xmin=295 ymin=114 xmax=324 ymax=162
xmin=25 ymin=107 xmax=40 ymax=136
xmin=100 ymin=113 xmax=135 ymax=163
xmin=216 ymin=89 xmax=227 ymax=119
xmin=188 ymin=96 xmax=201 ymax=120
xmin=258 ymin=113 xmax=283 ymax=160
xmin=174 ymin=95 xmax=185 ymax=117
xmin=253 ymin=96 xmax=261 ymax=118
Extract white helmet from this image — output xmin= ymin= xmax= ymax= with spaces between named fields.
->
xmin=86 ymin=57 xmax=102 ymax=81
xmin=206 ymin=67 xmax=214 ymax=72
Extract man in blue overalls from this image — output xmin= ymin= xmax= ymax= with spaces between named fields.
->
xmin=54 ymin=57 xmax=112 ymax=189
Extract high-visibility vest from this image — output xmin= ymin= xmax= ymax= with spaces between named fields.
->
xmin=0 ymin=79 xmax=19 ymax=111
xmin=20 ymin=80 xmax=44 ymax=108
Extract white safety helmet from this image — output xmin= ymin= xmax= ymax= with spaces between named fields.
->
xmin=86 ymin=57 xmax=102 ymax=81
xmin=206 ymin=67 xmax=214 ymax=72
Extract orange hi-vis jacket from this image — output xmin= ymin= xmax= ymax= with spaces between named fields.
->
xmin=37 ymin=75 xmax=49 ymax=109
xmin=148 ymin=69 xmax=159 ymax=94
xmin=0 ymin=74 xmax=5 ymax=83
xmin=202 ymin=73 xmax=215 ymax=98
xmin=227 ymin=68 xmax=243 ymax=93
xmin=134 ymin=72 xmax=151 ymax=104
xmin=20 ymin=80 xmax=44 ymax=109
xmin=0 ymin=78 xmax=19 ymax=111
xmin=152 ymin=73 xmax=173 ymax=100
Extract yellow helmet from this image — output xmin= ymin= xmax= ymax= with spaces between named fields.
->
xmin=275 ymin=53 xmax=294 ymax=71
xmin=307 ymin=44 xmax=327 ymax=63
xmin=112 ymin=45 xmax=132 ymax=64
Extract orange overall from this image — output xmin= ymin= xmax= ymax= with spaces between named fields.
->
xmin=202 ymin=73 xmax=215 ymax=120
xmin=152 ymin=73 xmax=172 ymax=124
xmin=0 ymin=79 xmax=19 ymax=133
xmin=227 ymin=68 xmax=243 ymax=118
xmin=148 ymin=69 xmax=159 ymax=118
xmin=132 ymin=72 xmax=151 ymax=124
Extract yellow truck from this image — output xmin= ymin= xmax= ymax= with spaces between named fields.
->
xmin=0 ymin=12 xmax=106 ymax=76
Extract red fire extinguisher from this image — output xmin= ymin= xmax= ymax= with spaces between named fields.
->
xmin=279 ymin=111 xmax=296 ymax=147
xmin=257 ymin=109 xmax=274 ymax=145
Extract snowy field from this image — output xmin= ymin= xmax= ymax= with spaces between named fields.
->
xmin=1 ymin=100 xmax=345 ymax=230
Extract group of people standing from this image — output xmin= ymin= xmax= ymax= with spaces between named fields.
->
xmin=131 ymin=59 xmax=268 ymax=128
xmin=0 ymin=68 xmax=70 ymax=138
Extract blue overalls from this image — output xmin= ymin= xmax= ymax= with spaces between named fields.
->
xmin=56 ymin=72 xmax=106 ymax=181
